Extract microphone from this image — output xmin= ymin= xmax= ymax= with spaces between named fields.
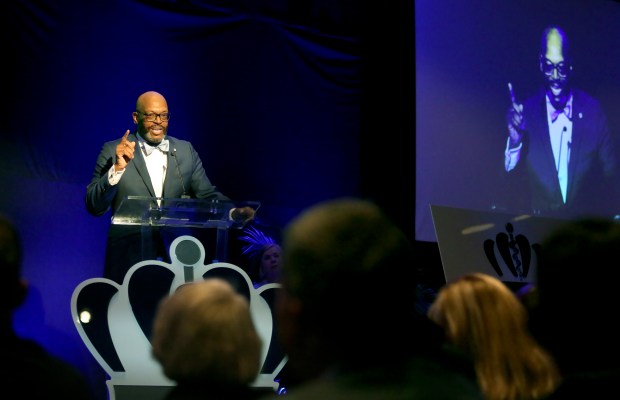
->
xmin=172 ymin=149 xmax=190 ymax=199
xmin=556 ymin=127 xmax=567 ymax=172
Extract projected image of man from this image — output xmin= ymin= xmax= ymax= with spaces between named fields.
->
xmin=503 ymin=25 xmax=620 ymax=218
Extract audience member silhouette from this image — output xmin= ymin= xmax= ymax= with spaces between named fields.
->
xmin=151 ymin=278 xmax=273 ymax=400
xmin=0 ymin=214 xmax=95 ymax=399
xmin=514 ymin=282 xmax=539 ymax=314
xmin=268 ymin=197 xmax=484 ymax=399
xmin=532 ymin=218 xmax=620 ymax=398
xmin=427 ymin=272 xmax=560 ymax=400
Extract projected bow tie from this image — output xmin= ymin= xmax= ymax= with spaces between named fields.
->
xmin=142 ymin=139 xmax=169 ymax=155
xmin=550 ymin=105 xmax=571 ymax=123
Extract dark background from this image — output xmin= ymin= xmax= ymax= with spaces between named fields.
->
xmin=1 ymin=0 xmax=414 ymax=397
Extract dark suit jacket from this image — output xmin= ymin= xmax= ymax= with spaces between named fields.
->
xmin=262 ymin=350 xmax=483 ymax=400
xmin=3 ymin=334 xmax=95 ymax=400
xmin=85 ymin=132 xmax=230 ymax=282
xmin=508 ymin=88 xmax=620 ymax=218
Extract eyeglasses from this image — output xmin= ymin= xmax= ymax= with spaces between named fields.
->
xmin=541 ymin=58 xmax=570 ymax=77
xmin=136 ymin=111 xmax=171 ymax=122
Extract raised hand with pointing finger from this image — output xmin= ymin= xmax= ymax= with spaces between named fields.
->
xmin=506 ymin=82 xmax=524 ymax=147
xmin=114 ymin=129 xmax=135 ymax=171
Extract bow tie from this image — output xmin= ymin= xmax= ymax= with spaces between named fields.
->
xmin=142 ymin=139 xmax=169 ymax=156
xmin=550 ymin=105 xmax=571 ymax=123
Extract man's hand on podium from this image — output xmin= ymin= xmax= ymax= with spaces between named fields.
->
xmin=231 ymin=206 xmax=256 ymax=224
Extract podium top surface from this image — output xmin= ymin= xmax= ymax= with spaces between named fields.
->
xmin=430 ymin=205 xmax=568 ymax=284
xmin=112 ymin=196 xmax=260 ymax=229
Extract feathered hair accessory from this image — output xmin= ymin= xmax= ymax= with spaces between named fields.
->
xmin=238 ymin=225 xmax=277 ymax=260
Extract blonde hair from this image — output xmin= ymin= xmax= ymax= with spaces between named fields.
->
xmin=428 ymin=273 xmax=560 ymax=400
xmin=151 ymin=278 xmax=262 ymax=386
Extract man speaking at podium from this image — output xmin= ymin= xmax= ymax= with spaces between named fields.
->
xmin=85 ymin=91 xmax=254 ymax=283
xmin=503 ymin=25 xmax=620 ymax=219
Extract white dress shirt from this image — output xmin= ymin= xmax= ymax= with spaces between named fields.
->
xmin=504 ymin=94 xmax=573 ymax=203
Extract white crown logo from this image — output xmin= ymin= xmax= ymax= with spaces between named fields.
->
xmin=71 ymin=235 xmax=287 ymax=400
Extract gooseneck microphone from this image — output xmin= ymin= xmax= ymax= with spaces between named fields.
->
xmin=172 ymin=149 xmax=190 ymax=199
xmin=556 ymin=126 xmax=567 ymax=172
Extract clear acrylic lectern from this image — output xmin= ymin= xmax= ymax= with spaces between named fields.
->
xmin=112 ymin=195 xmax=260 ymax=262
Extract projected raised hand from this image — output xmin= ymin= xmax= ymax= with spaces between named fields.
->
xmin=507 ymin=82 xmax=524 ymax=146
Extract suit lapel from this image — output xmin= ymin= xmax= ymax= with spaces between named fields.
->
xmin=565 ymin=92 xmax=582 ymax=203
xmin=162 ymin=138 xmax=179 ymax=197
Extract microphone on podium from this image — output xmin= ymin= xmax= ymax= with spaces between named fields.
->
xmin=172 ymin=149 xmax=190 ymax=199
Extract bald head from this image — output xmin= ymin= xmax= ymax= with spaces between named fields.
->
xmin=539 ymin=26 xmax=572 ymax=108
xmin=136 ymin=91 xmax=167 ymax=112
xmin=541 ymin=26 xmax=570 ymax=64
xmin=133 ymin=91 xmax=169 ymax=144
